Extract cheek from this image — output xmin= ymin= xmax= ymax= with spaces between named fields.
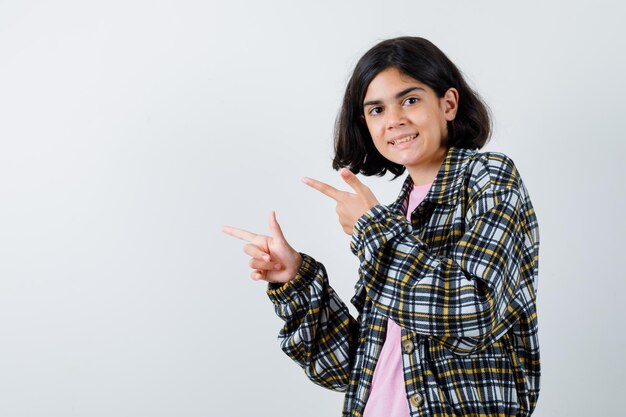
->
xmin=365 ymin=121 xmax=384 ymax=145
xmin=418 ymin=112 xmax=445 ymax=136
xmin=433 ymin=113 xmax=448 ymax=138
xmin=370 ymin=118 xmax=391 ymax=136
xmin=417 ymin=111 xmax=435 ymax=127
xmin=364 ymin=119 xmax=377 ymax=136
xmin=370 ymin=136 xmax=386 ymax=156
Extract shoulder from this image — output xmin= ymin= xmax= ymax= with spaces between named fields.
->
xmin=461 ymin=150 xmax=531 ymax=220
xmin=466 ymin=150 xmax=521 ymax=192
xmin=453 ymin=149 xmax=539 ymax=244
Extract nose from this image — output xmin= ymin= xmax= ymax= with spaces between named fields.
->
xmin=385 ymin=105 xmax=406 ymax=129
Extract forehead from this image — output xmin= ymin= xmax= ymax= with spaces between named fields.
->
xmin=364 ymin=67 xmax=430 ymax=100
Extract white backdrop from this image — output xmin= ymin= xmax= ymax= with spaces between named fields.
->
xmin=1 ymin=1 xmax=624 ymax=416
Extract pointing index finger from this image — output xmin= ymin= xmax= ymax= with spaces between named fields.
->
xmin=222 ymin=225 xmax=259 ymax=242
xmin=302 ymin=177 xmax=343 ymax=201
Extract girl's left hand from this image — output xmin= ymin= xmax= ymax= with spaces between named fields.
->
xmin=302 ymin=168 xmax=380 ymax=235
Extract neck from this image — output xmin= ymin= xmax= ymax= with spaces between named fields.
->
xmin=406 ymin=147 xmax=448 ymax=186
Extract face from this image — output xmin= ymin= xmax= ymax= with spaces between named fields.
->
xmin=362 ymin=67 xmax=458 ymax=182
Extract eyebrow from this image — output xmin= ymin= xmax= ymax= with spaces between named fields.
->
xmin=363 ymin=86 xmax=425 ymax=107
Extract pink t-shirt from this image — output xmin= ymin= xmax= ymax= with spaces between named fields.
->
xmin=362 ymin=181 xmax=432 ymax=417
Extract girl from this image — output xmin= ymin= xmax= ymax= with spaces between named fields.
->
xmin=223 ymin=37 xmax=540 ymax=417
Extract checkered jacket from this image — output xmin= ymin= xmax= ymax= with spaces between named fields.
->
xmin=267 ymin=147 xmax=540 ymax=416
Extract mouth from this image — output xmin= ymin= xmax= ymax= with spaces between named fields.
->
xmin=388 ymin=133 xmax=418 ymax=146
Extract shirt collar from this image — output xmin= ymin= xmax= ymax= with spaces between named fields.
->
xmin=389 ymin=146 xmax=476 ymax=213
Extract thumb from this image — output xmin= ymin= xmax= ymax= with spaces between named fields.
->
xmin=340 ymin=168 xmax=368 ymax=195
xmin=268 ymin=211 xmax=286 ymax=241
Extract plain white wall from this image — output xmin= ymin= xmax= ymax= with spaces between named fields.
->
xmin=1 ymin=0 xmax=624 ymax=416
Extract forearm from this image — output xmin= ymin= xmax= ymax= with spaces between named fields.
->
xmin=351 ymin=191 xmax=527 ymax=348
xmin=267 ymin=253 xmax=358 ymax=391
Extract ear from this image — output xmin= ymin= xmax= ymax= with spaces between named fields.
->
xmin=441 ymin=88 xmax=459 ymax=121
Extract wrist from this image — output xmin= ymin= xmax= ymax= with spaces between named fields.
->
xmin=285 ymin=252 xmax=303 ymax=279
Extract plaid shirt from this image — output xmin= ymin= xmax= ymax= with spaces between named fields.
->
xmin=267 ymin=147 xmax=540 ymax=417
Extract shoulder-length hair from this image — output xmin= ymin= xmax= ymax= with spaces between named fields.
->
xmin=333 ymin=36 xmax=491 ymax=178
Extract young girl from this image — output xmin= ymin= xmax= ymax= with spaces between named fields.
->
xmin=223 ymin=37 xmax=540 ymax=417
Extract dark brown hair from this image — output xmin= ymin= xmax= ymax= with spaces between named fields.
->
xmin=333 ymin=36 xmax=491 ymax=178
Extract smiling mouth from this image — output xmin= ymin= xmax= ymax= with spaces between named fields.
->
xmin=389 ymin=134 xmax=418 ymax=145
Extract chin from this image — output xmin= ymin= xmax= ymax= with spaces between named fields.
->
xmin=395 ymin=155 xmax=422 ymax=167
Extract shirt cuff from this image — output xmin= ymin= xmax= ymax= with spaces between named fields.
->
xmin=350 ymin=204 xmax=392 ymax=256
xmin=266 ymin=252 xmax=316 ymax=304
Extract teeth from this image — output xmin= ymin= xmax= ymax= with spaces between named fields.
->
xmin=392 ymin=134 xmax=417 ymax=145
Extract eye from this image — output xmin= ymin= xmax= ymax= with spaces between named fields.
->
xmin=367 ymin=106 xmax=384 ymax=116
xmin=403 ymin=97 xmax=419 ymax=106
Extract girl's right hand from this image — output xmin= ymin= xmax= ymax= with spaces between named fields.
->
xmin=222 ymin=211 xmax=302 ymax=284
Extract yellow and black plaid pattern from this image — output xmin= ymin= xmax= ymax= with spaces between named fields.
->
xmin=267 ymin=147 xmax=540 ymax=417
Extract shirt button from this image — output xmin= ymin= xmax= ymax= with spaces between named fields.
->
xmin=402 ymin=339 xmax=415 ymax=354
xmin=409 ymin=393 xmax=423 ymax=407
